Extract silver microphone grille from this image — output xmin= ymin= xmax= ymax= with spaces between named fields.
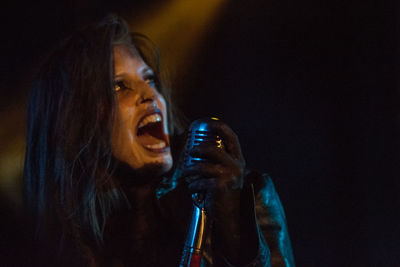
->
xmin=184 ymin=118 xmax=223 ymax=168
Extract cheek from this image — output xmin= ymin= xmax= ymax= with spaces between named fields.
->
xmin=114 ymin=92 xmax=137 ymax=133
xmin=158 ymin=96 xmax=169 ymax=132
xmin=111 ymin=103 xmax=138 ymax=164
xmin=111 ymin=112 xmax=127 ymax=160
xmin=117 ymin=90 xmax=138 ymax=106
xmin=112 ymin=104 xmax=132 ymax=139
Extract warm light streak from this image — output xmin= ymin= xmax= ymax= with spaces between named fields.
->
xmin=129 ymin=0 xmax=227 ymax=84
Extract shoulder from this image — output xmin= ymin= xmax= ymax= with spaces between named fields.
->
xmin=245 ymin=170 xmax=296 ymax=267
xmin=245 ymin=170 xmax=279 ymax=206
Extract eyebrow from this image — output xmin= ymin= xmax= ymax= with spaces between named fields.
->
xmin=114 ymin=67 xmax=154 ymax=79
xmin=142 ymin=66 xmax=154 ymax=75
xmin=114 ymin=73 xmax=126 ymax=79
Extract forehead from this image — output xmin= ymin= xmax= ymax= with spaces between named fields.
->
xmin=113 ymin=45 xmax=148 ymax=73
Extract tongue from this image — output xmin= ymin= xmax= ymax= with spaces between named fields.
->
xmin=137 ymin=133 xmax=165 ymax=146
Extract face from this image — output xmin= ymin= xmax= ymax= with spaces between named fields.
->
xmin=111 ymin=45 xmax=173 ymax=176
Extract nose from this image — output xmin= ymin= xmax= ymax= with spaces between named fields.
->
xmin=136 ymin=83 xmax=158 ymax=106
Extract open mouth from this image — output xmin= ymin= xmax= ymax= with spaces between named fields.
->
xmin=136 ymin=112 xmax=169 ymax=152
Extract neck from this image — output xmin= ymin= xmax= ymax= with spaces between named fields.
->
xmin=103 ymin=168 xmax=160 ymax=256
xmin=113 ymin=159 xmax=163 ymax=188
xmin=125 ymin=183 xmax=156 ymax=214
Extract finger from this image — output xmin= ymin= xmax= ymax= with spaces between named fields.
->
xmin=181 ymin=162 xmax=226 ymax=180
xmin=184 ymin=174 xmax=202 ymax=184
xmin=182 ymin=163 xmax=243 ymax=190
xmin=189 ymin=145 xmax=239 ymax=169
xmin=189 ymin=146 xmax=243 ymax=179
xmin=188 ymin=177 xmax=240 ymax=195
xmin=203 ymin=120 xmax=244 ymax=161
xmin=218 ymin=123 xmax=244 ymax=161
xmin=187 ymin=178 xmax=218 ymax=194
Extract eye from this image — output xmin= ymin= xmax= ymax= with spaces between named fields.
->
xmin=114 ymin=80 xmax=128 ymax=92
xmin=144 ymin=73 xmax=156 ymax=88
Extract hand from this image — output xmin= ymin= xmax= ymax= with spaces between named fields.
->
xmin=178 ymin=119 xmax=261 ymax=265
xmin=180 ymin=119 xmax=246 ymax=217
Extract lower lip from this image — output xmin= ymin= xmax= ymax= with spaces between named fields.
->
xmin=142 ymin=145 xmax=170 ymax=154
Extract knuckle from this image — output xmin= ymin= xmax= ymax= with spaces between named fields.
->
xmin=232 ymin=163 xmax=242 ymax=176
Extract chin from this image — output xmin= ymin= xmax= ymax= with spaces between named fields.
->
xmin=148 ymin=157 xmax=173 ymax=175
xmin=132 ymin=156 xmax=173 ymax=176
xmin=115 ymin=159 xmax=173 ymax=187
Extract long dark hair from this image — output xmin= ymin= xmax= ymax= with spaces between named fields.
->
xmin=23 ymin=15 xmax=177 ymax=257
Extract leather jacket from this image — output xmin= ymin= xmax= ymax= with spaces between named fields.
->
xmin=157 ymin=170 xmax=295 ymax=267
xmin=26 ymin=170 xmax=295 ymax=267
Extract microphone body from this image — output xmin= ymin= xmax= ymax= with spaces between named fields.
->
xmin=179 ymin=118 xmax=223 ymax=267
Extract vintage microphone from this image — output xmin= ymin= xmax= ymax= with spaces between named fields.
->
xmin=179 ymin=118 xmax=224 ymax=267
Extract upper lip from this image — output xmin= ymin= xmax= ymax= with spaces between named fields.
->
xmin=136 ymin=107 xmax=163 ymax=133
xmin=135 ymin=107 xmax=169 ymax=146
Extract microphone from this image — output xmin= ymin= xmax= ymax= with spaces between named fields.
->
xmin=179 ymin=117 xmax=224 ymax=267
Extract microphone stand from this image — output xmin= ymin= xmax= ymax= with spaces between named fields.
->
xmin=179 ymin=118 xmax=222 ymax=267
xmin=179 ymin=193 xmax=207 ymax=267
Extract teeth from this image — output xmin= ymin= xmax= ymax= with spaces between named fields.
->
xmin=145 ymin=141 xmax=166 ymax=149
xmin=138 ymin=113 xmax=162 ymax=128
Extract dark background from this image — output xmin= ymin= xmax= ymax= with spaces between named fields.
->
xmin=0 ymin=0 xmax=398 ymax=266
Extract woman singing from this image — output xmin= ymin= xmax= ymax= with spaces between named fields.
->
xmin=24 ymin=15 xmax=295 ymax=266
